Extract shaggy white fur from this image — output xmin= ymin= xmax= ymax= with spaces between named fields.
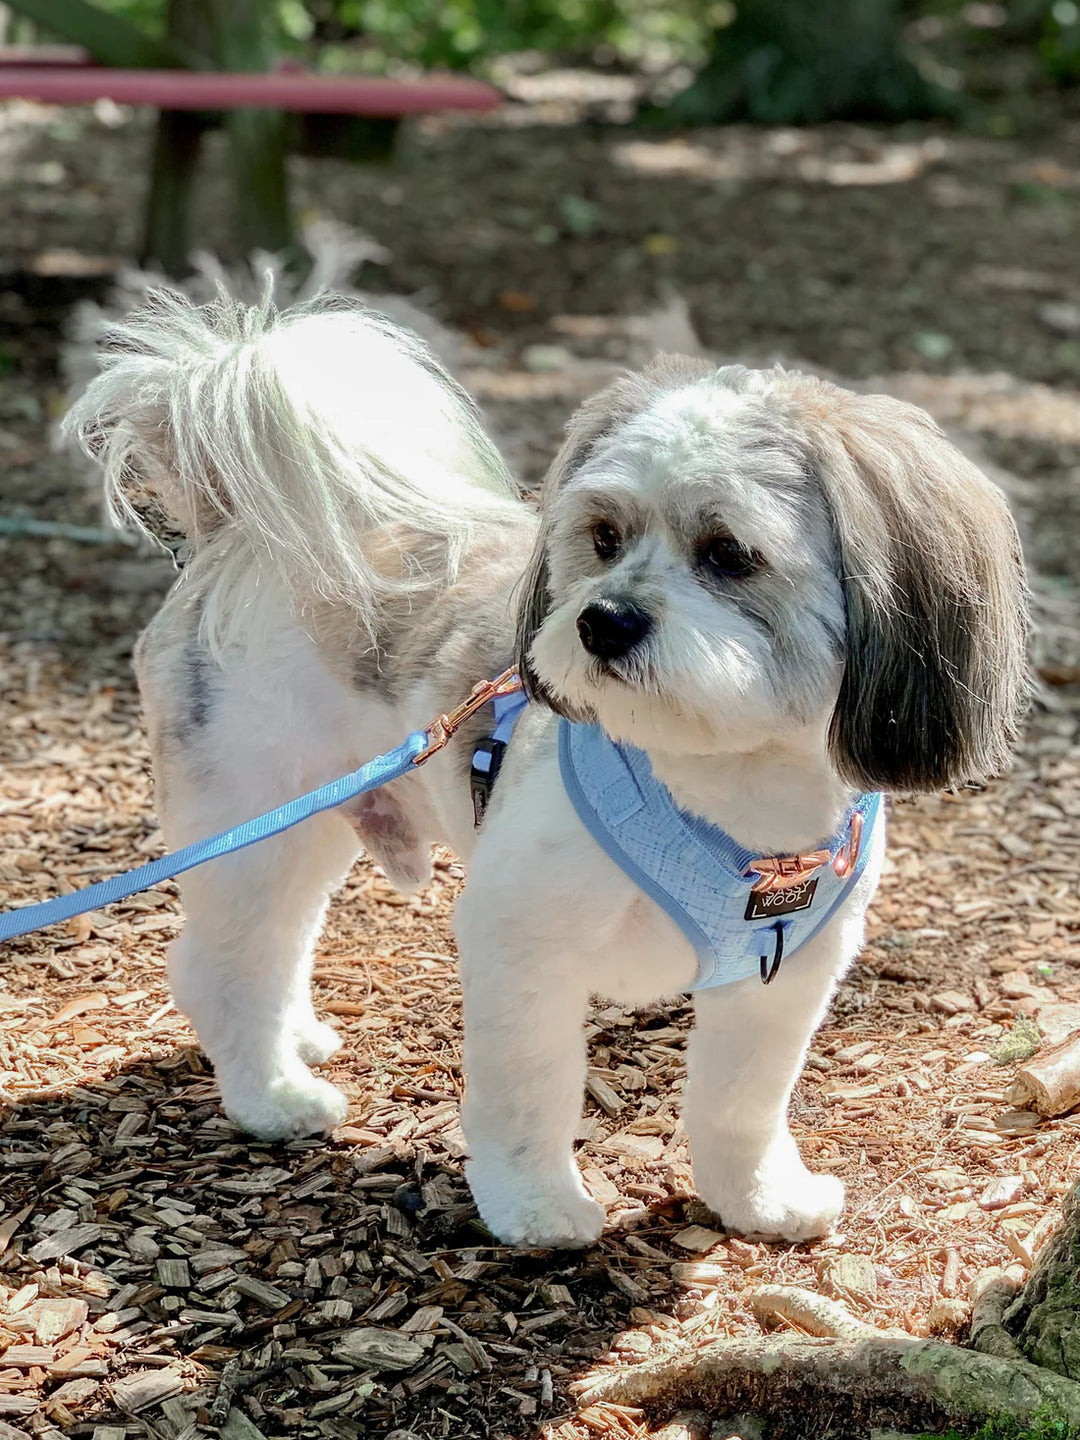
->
xmin=65 ymin=292 xmax=1028 ymax=1249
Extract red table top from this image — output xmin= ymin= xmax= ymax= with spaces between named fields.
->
xmin=0 ymin=67 xmax=502 ymax=115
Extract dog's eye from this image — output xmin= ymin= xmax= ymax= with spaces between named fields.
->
xmin=700 ymin=535 xmax=760 ymax=579
xmin=592 ymin=521 xmax=621 ymax=561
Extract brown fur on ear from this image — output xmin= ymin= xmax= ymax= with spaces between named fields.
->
xmin=515 ymin=354 xmax=715 ymax=703
xmin=779 ymin=374 xmax=1030 ymax=793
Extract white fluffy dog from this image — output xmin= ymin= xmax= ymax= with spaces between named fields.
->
xmin=65 ymin=292 xmax=1029 ymax=1248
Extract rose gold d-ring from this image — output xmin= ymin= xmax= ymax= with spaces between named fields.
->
xmin=833 ymin=810 xmax=863 ymax=879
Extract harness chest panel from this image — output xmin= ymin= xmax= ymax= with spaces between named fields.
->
xmin=557 ymin=719 xmax=882 ymax=991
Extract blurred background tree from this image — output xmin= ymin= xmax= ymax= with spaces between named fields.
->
xmin=2 ymin=0 xmax=1076 ymax=268
xmin=649 ymin=0 xmax=953 ymax=124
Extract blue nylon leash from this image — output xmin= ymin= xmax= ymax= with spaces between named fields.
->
xmin=0 ymin=730 xmax=429 ymax=944
xmin=0 ymin=667 xmax=524 ymax=946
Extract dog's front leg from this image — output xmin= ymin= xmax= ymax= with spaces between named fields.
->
xmin=683 ymin=914 xmax=858 ymax=1243
xmin=456 ymin=901 xmax=603 ymax=1248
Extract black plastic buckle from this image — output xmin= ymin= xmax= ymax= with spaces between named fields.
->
xmin=471 ymin=737 xmax=507 ymax=828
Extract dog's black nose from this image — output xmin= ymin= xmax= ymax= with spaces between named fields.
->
xmin=577 ymin=598 xmax=652 ymax=662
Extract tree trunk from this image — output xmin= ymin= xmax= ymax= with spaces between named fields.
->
xmin=142 ymin=107 xmax=209 ymax=275
xmin=650 ymin=0 xmax=953 ymax=126
xmin=142 ymin=0 xmax=303 ymax=276
xmin=142 ymin=0 xmax=216 ymax=275
xmin=211 ymin=0 xmax=302 ymax=269
xmin=1006 ymin=1180 xmax=1080 ymax=1378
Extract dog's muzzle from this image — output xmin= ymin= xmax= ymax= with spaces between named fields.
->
xmin=576 ymin=597 xmax=651 ymax=663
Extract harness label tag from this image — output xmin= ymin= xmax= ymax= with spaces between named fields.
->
xmin=744 ymin=875 xmax=818 ymax=922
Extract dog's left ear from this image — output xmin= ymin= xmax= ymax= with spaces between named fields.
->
xmin=786 ymin=377 xmax=1030 ymax=793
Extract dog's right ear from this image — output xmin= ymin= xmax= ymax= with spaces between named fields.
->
xmin=514 ymin=537 xmax=552 ymax=703
xmin=514 ymin=368 xmax=644 ymax=700
xmin=514 ymin=408 xmax=600 ymax=703
xmin=517 ymin=354 xmax=717 ymax=702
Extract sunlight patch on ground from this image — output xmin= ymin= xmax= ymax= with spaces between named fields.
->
xmin=612 ymin=134 xmax=949 ymax=187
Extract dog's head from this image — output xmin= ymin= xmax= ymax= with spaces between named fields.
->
xmin=517 ymin=360 xmax=1029 ymax=791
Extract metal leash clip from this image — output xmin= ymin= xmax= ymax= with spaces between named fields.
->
xmin=413 ymin=668 xmax=523 ymax=766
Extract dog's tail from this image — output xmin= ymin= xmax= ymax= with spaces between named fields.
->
xmin=63 ymin=288 xmax=516 ymax=648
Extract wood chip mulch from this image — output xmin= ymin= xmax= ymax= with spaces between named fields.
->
xmin=1 ymin=308 xmax=1079 ymax=1439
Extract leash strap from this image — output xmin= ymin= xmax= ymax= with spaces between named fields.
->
xmin=0 ymin=730 xmax=430 ymax=944
xmin=0 ymin=670 xmax=524 ymax=947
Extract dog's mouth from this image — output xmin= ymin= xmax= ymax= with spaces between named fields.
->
xmin=588 ymin=655 xmax=630 ymax=685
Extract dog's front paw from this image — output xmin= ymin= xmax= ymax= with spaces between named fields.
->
xmin=715 ymin=1170 xmax=844 ymax=1243
xmin=466 ymin=1159 xmax=605 ymax=1249
xmin=292 ymin=1016 xmax=343 ymax=1066
xmin=695 ymin=1138 xmax=844 ymax=1243
xmin=222 ymin=1067 xmax=348 ymax=1141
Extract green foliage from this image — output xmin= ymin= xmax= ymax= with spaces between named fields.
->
xmin=85 ymin=0 xmax=164 ymax=36
xmin=329 ymin=0 xmax=616 ymax=68
xmin=1039 ymin=0 xmax=1080 ymax=81
xmin=14 ymin=0 xmax=1079 ymax=125
xmin=59 ymin=0 xmax=711 ymax=70
xmin=915 ymin=1405 xmax=1077 ymax=1439
xmin=310 ymin=0 xmax=708 ymax=70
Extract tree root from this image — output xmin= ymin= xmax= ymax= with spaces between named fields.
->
xmin=1004 ymin=1180 xmax=1080 ymax=1378
xmin=575 ymin=1333 xmax=1080 ymax=1439
xmin=970 ymin=1265 xmax=1027 ymax=1362
xmin=751 ymin=1284 xmax=906 ymax=1342
xmin=574 ymin=1284 xmax=1080 ymax=1440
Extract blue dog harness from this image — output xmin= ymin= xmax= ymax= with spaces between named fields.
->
xmin=559 ymin=722 xmax=881 ymax=991
xmin=473 ymin=702 xmax=881 ymax=993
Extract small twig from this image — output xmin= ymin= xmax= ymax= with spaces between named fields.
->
xmin=209 ymin=1357 xmax=243 ymax=1426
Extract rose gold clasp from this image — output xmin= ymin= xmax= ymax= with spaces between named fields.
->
xmin=413 ymin=668 xmax=523 ymax=766
xmin=747 ymin=807 xmax=864 ymax=894
xmin=747 ymin=851 xmax=831 ymax=894
xmin=832 ymin=809 xmax=863 ymax=879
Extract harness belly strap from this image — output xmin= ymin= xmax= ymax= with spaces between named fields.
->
xmin=470 ymin=688 xmax=529 ymax=827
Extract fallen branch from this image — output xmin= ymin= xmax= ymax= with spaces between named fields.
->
xmin=574 ymin=1333 xmax=1080 ymax=1439
xmin=1006 ymin=1031 xmax=1080 ymax=1117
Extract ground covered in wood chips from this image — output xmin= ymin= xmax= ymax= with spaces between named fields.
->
xmin=0 ymin=72 xmax=1079 ymax=1440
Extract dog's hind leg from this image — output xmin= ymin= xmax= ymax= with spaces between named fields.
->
xmin=166 ymin=810 xmax=360 ymax=1139
xmin=136 ymin=611 xmax=379 ymax=1140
